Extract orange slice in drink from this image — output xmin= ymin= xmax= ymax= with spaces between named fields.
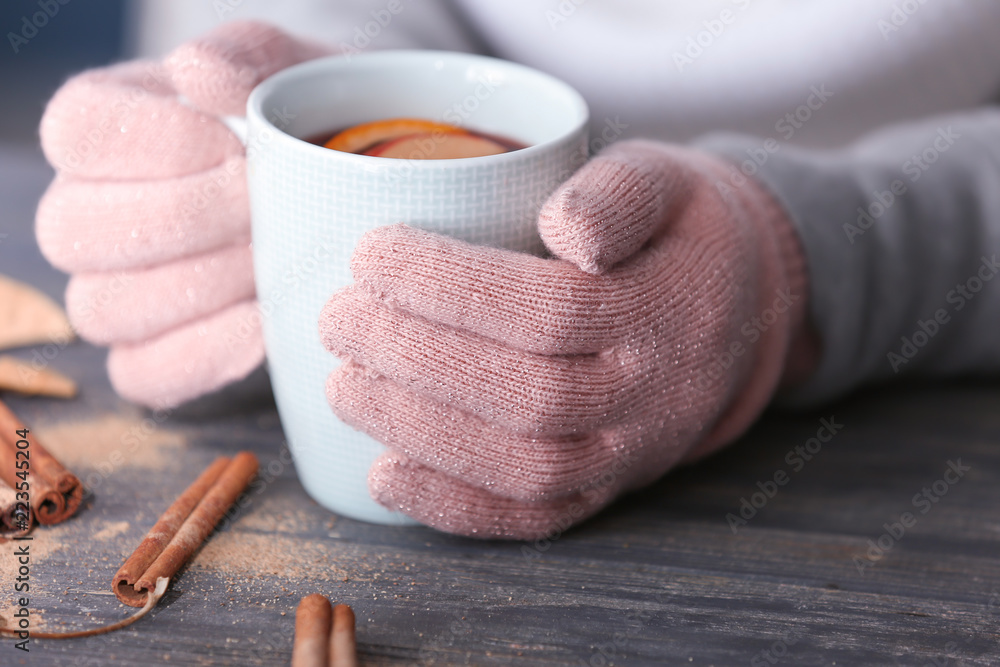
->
xmin=364 ymin=132 xmax=509 ymax=159
xmin=324 ymin=118 xmax=468 ymax=154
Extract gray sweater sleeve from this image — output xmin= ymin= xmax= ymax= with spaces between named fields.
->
xmin=696 ymin=108 xmax=1000 ymax=408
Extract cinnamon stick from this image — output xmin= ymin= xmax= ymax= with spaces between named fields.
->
xmin=0 ymin=479 xmax=31 ymax=537
xmin=293 ymin=594 xmax=333 ymax=667
xmin=113 ymin=451 xmax=259 ymax=607
xmin=331 ymin=604 xmax=358 ymax=667
xmin=291 ymin=595 xmax=358 ymax=667
xmin=0 ymin=399 xmax=83 ymax=525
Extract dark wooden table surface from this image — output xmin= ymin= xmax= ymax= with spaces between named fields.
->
xmin=1 ymin=145 xmax=998 ymax=666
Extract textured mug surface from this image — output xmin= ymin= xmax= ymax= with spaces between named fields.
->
xmin=246 ymin=51 xmax=589 ymax=524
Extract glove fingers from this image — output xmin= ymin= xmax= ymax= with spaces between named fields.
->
xmin=36 ymin=157 xmax=249 ymax=273
xmin=166 ymin=20 xmax=333 ymax=117
xmin=327 ymin=360 xmax=619 ymax=502
xmin=39 ymin=61 xmax=242 ymax=180
xmin=320 ymin=287 xmax=622 ymax=437
xmin=107 ymin=300 xmax=265 ymax=409
xmin=368 ymin=452 xmax=607 ymax=540
xmin=66 ymin=242 xmax=254 ymax=345
xmin=349 ymin=224 xmax=656 ymax=355
xmin=538 ymin=140 xmax=696 ymax=273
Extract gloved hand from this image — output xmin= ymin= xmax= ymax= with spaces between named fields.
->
xmin=35 ymin=21 xmax=330 ymax=408
xmin=320 ymin=140 xmax=817 ymax=539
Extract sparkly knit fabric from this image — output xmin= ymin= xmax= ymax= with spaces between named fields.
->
xmin=34 ymin=21 xmax=814 ymax=539
xmin=320 ymin=140 xmax=811 ymax=539
xmin=65 ymin=243 xmax=254 ymax=345
xmin=166 ymin=20 xmax=330 ymax=117
xmin=35 ymin=22 xmax=330 ymax=407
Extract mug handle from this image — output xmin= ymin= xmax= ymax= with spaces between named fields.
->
xmin=178 ymin=93 xmax=249 ymax=145
xmin=222 ymin=115 xmax=249 ymax=145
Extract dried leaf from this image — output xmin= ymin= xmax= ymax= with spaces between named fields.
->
xmin=0 ymin=576 xmax=169 ymax=638
xmin=0 ymin=355 xmax=77 ymax=398
xmin=0 ymin=274 xmax=75 ymax=351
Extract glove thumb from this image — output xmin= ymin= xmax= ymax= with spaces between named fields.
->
xmin=538 ymin=139 xmax=692 ymax=274
xmin=165 ymin=20 xmax=333 ymax=117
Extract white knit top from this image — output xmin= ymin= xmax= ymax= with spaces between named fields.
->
xmin=132 ymin=0 xmax=1000 ymax=147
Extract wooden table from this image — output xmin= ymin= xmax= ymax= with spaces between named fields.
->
xmin=2 ymin=146 xmax=998 ymax=666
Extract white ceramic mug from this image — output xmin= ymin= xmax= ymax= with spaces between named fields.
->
xmin=244 ymin=50 xmax=589 ymax=524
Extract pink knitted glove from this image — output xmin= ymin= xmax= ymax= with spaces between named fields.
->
xmin=35 ymin=21 xmax=330 ymax=408
xmin=319 ymin=140 xmax=815 ymax=539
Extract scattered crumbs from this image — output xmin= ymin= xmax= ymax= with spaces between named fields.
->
xmin=234 ymin=495 xmax=324 ymax=535
xmin=0 ymin=523 xmax=71 ymax=629
xmin=0 ymin=522 xmax=69 ymax=593
xmin=91 ymin=520 xmax=130 ymax=542
xmin=191 ymin=530 xmax=385 ymax=590
xmin=0 ymin=605 xmax=45 ymax=631
xmin=32 ymin=413 xmax=188 ymax=471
